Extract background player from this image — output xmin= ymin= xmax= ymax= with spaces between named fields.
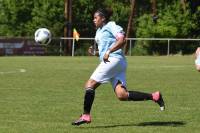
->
xmin=195 ymin=47 xmax=200 ymax=71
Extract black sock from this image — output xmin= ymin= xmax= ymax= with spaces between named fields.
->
xmin=83 ymin=88 xmax=95 ymax=114
xmin=128 ymin=91 xmax=152 ymax=101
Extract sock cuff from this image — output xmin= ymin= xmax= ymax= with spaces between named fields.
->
xmin=85 ymin=87 xmax=95 ymax=92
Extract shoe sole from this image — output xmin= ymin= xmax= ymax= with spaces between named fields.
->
xmin=72 ymin=120 xmax=91 ymax=126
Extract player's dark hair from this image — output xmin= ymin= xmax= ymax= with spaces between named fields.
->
xmin=96 ymin=8 xmax=113 ymax=22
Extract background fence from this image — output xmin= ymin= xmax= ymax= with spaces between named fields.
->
xmin=0 ymin=37 xmax=200 ymax=56
xmin=60 ymin=37 xmax=200 ymax=56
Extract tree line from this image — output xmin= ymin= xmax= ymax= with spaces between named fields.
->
xmin=0 ymin=0 xmax=199 ymax=55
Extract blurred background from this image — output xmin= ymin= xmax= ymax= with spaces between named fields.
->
xmin=0 ymin=0 xmax=200 ymax=56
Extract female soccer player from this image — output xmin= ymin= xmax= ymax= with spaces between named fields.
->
xmin=195 ymin=47 xmax=200 ymax=71
xmin=72 ymin=8 xmax=165 ymax=126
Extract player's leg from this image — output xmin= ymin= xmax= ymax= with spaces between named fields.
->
xmin=114 ymin=82 xmax=152 ymax=101
xmin=84 ymin=79 xmax=100 ymax=114
xmin=72 ymin=79 xmax=100 ymax=126
xmin=195 ymin=65 xmax=200 ymax=72
xmin=72 ymin=59 xmax=117 ymax=126
xmin=111 ymin=65 xmax=165 ymax=111
xmin=114 ymin=83 xmax=165 ymax=111
xmin=195 ymin=47 xmax=200 ymax=72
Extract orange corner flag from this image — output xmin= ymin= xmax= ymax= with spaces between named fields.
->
xmin=73 ymin=28 xmax=80 ymax=41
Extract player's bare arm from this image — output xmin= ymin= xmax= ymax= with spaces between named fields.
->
xmin=103 ymin=34 xmax=125 ymax=62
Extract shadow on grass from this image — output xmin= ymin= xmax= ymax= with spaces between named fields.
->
xmin=136 ymin=121 xmax=186 ymax=127
xmin=78 ymin=121 xmax=186 ymax=129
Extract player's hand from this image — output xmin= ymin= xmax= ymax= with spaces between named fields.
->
xmin=88 ymin=46 xmax=95 ymax=56
xmin=103 ymin=50 xmax=111 ymax=63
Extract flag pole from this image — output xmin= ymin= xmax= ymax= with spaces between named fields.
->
xmin=72 ymin=38 xmax=75 ymax=56
xmin=72 ymin=28 xmax=80 ymax=56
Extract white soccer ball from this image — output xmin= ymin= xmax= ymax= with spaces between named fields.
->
xmin=34 ymin=28 xmax=52 ymax=45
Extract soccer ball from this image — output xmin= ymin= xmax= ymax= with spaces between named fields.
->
xmin=34 ymin=28 xmax=52 ymax=45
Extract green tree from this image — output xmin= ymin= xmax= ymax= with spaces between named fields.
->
xmin=134 ymin=1 xmax=197 ymax=55
xmin=0 ymin=0 xmax=64 ymax=37
xmin=0 ymin=0 xmax=33 ymax=36
xmin=25 ymin=0 xmax=64 ymax=37
xmin=0 ymin=0 xmax=200 ymax=55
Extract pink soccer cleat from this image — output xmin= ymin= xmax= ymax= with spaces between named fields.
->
xmin=72 ymin=114 xmax=91 ymax=126
xmin=152 ymin=91 xmax=165 ymax=111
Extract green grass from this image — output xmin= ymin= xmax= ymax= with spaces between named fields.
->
xmin=0 ymin=56 xmax=200 ymax=133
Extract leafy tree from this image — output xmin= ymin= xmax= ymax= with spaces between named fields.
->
xmin=0 ymin=0 xmax=200 ymax=55
xmin=0 ymin=0 xmax=33 ymax=36
xmin=0 ymin=0 xmax=64 ymax=37
xmin=25 ymin=0 xmax=64 ymax=37
xmin=134 ymin=1 xmax=197 ymax=55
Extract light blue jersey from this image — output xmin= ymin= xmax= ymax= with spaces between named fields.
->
xmin=95 ymin=21 xmax=125 ymax=61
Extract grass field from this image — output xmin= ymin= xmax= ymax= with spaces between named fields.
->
xmin=0 ymin=56 xmax=200 ymax=133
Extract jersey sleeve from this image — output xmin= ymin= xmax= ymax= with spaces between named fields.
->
xmin=107 ymin=22 xmax=125 ymax=38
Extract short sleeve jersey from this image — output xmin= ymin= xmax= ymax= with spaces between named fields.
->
xmin=95 ymin=21 xmax=125 ymax=61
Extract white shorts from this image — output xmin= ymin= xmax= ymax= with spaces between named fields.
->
xmin=90 ymin=57 xmax=127 ymax=89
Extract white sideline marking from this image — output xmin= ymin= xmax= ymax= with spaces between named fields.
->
xmin=19 ymin=69 xmax=26 ymax=73
xmin=0 ymin=69 xmax=26 ymax=74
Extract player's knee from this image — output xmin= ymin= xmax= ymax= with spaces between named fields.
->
xmin=116 ymin=93 xmax=128 ymax=101
xmin=115 ymin=85 xmax=128 ymax=101
xmin=84 ymin=79 xmax=100 ymax=89
xmin=117 ymin=96 xmax=127 ymax=101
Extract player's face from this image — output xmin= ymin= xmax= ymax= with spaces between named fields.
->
xmin=93 ymin=12 xmax=105 ymax=28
